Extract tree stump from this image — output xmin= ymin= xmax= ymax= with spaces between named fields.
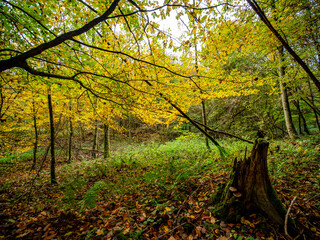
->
xmin=213 ymin=139 xmax=297 ymax=235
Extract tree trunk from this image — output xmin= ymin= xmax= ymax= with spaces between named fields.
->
xmin=293 ymin=100 xmax=310 ymax=135
xmin=308 ymin=78 xmax=320 ymax=131
xmin=48 ymin=93 xmax=57 ymax=185
xmin=128 ymin=113 xmax=132 ymax=140
xmin=104 ymin=124 xmax=111 ymax=159
xmin=298 ymin=110 xmax=302 ymax=135
xmin=201 ymin=100 xmax=210 ymax=151
xmin=31 ymin=101 xmax=38 ymax=170
xmin=278 ymin=46 xmax=297 ymax=140
xmin=68 ymin=116 xmax=73 ymax=163
xmin=213 ymin=140 xmax=297 ymax=236
xmin=92 ymin=121 xmax=98 ymax=159
xmin=192 ymin=6 xmax=210 ymax=151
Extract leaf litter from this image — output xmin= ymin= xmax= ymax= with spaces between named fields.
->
xmin=0 ymin=138 xmax=319 ymax=239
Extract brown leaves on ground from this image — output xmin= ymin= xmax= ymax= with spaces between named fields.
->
xmin=0 ymin=142 xmax=319 ymax=240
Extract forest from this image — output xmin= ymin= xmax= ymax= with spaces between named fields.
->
xmin=0 ymin=0 xmax=319 ymax=239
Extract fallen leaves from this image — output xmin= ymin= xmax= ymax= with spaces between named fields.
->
xmin=1 ymin=138 xmax=320 ymax=240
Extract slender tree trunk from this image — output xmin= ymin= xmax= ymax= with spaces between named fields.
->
xmin=308 ymin=79 xmax=320 ymax=131
xmin=293 ymin=100 xmax=310 ymax=135
xmin=128 ymin=113 xmax=132 ymax=140
xmin=201 ymin=100 xmax=210 ymax=151
xmin=68 ymin=118 xmax=73 ymax=163
xmin=192 ymin=6 xmax=210 ymax=150
xmin=48 ymin=93 xmax=57 ymax=184
xmin=92 ymin=121 xmax=98 ymax=159
xmin=278 ymin=46 xmax=297 ymax=140
xmin=298 ymin=109 xmax=302 ymax=135
xmin=104 ymin=124 xmax=111 ymax=159
xmin=80 ymin=123 xmax=86 ymax=141
xmin=32 ymin=101 xmax=38 ymax=170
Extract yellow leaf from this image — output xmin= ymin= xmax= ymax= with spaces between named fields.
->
xmin=163 ymin=225 xmax=169 ymax=233
xmin=96 ymin=229 xmax=104 ymax=235
xmin=64 ymin=232 xmax=72 ymax=237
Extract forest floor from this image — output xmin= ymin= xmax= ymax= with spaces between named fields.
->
xmin=0 ymin=135 xmax=319 ymax=240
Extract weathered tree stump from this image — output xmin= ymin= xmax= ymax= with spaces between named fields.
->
xmin=213 ymin=139 xmax=297 ymax=235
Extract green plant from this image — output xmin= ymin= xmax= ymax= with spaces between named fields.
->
xmin=80 ymin=180 xmax=107 ymax=211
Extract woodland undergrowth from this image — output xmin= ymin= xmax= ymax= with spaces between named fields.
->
xmin=0 ymin=136 xmax=319 ymax=240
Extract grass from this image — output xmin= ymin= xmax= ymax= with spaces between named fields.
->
xmin=1 ymin=135 xmax=319 ymax=239
xmin=0 ymin=149 xmax=35 ymax=164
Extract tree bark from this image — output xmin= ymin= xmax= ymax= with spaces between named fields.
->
xmin=92 ymin=121 xmax=98 ymax=159
xmin=308 ymin=79 xmax=320 ymax=131
xmin=293 ymin=100 xmax=310 ymax=135
xmin=278 ymin=46 xmax=297 ymax=140
xmin=31 ymin=101 xmax=38 ymax=170
xmin=48 ymin=93 xmax=57 ymax=184
xmin=104 ymin=124 xmax=111 ymax=159
xmin=201 ymin=100 xmax=210 ymax=151
xmin=68 ymin=116 xmax=73 ymax=163
xmin=213 ymin=140 xmax=297 ymax=236
xmin=0 ymin=0 xmax=120 ymax=73
xmin=128 ymin=113 xmax=132 ymax=140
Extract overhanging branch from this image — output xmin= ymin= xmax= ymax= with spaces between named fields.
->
xmin=246 ymin=0 xmax=320 ymax=92
xmin=0 ymin=0 xmax=120 ymax=73
xmin=191 ymin=119 xmax=253 ymax=144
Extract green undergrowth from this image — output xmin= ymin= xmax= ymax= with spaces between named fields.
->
xmin=57 ymin=137 xmax=251 ymax=210
xmin=2 ymin=135 xmax=320 ymax=239
xmin=267 ymin=136 xmax=320 ymax=207
xmin=0 ymin=147 xmax=49 ymax=166
xmin=54 ymin=136 xmax=320 ymax=212
xmin=0 ymin=149 xmax=35 ymax=164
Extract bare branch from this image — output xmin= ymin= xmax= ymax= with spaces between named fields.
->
xmin=192 ymin=119 xmax=254 ymax=144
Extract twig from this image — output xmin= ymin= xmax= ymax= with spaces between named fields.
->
xmin=285 ymin=196 xmax=297 ymax=238
xmin=305 ymin=193 xmax=320 ymax=203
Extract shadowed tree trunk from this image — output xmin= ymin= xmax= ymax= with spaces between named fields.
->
xmin=308 ymin=79 xmax=320 ymax=131
xmin=213 ymin=140 xmax=297 ymax=236
xmin=104 ymin=124 xmax=111 ymax=159
xmin=92 ymin=121 xmax=98 ymax=159
xmin=48 ymin=93 xmax=57 ymax=185
xmin=31 ymin=100 xmax=38 ymax=170
xmin=68 ymin=108 xmax=73 ymax=163
xmin=293 ymin=100 xmax=310 ymax=135
xmin=201 ymin=100 xmax=210 ymax=151
xmin=128 ymin=113 xmax=132 ymax=140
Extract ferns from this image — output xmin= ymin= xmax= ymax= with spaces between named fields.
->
xmin=80 ymin=180 xmax=106 ymax=212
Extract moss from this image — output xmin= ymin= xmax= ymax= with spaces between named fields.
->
xmin=212 ymin=178 xmax=243 ymax=222
xmin=212 ymin=157 xmax=243 ymax=222
xmin=211 ymin=183 xmax=223 ymax=203
xmin=267 ymin=184 xmax=297 ymax=232
xmin=267 ymin=185 xmax=287 ymax=218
